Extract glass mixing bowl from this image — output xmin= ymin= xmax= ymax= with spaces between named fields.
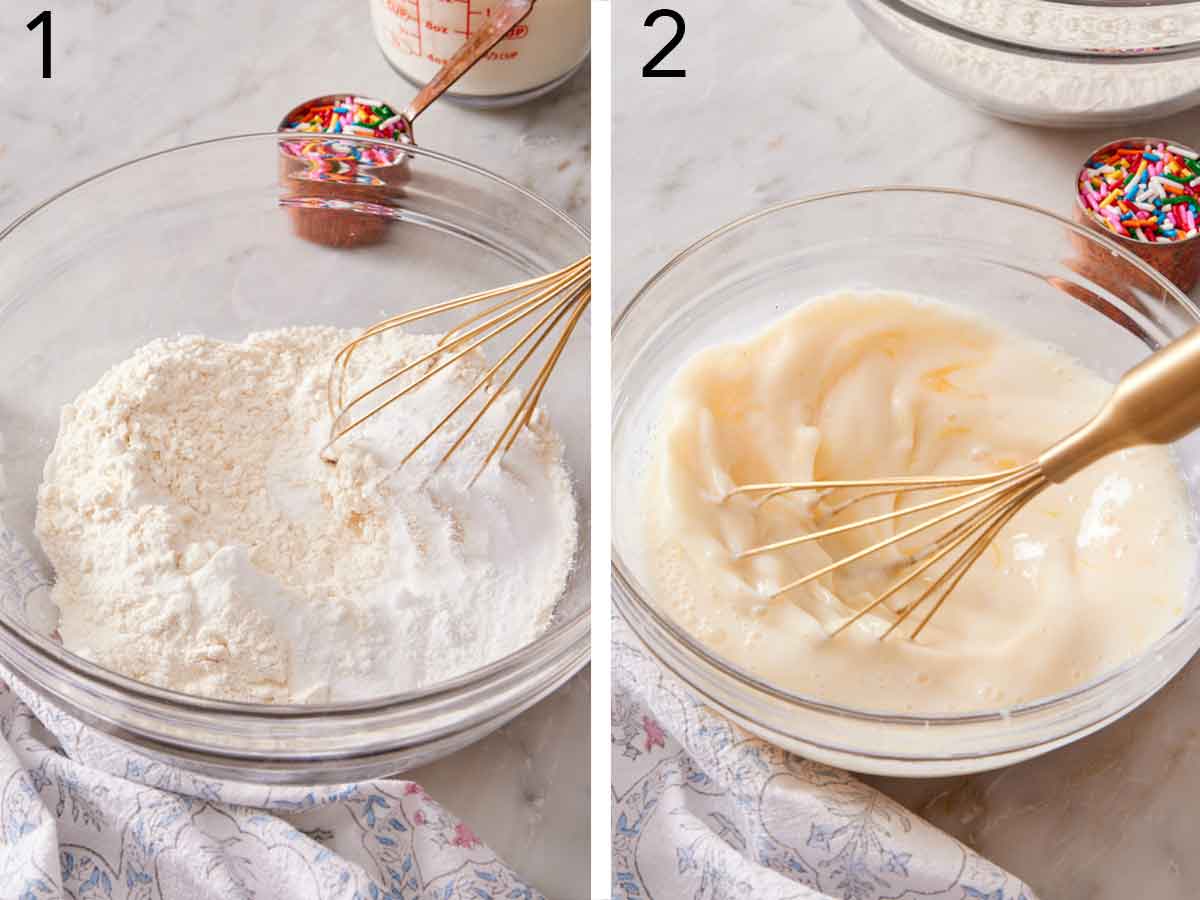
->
xmin=612 ymin=187 xmax=1200 ymax=777
xmin=0 ymin=133 xmax=590 ymax=783
xmin=850 ymin=0 xmax=1200 ymax=127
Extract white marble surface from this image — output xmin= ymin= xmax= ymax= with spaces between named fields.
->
xmin=615 ymin=1 xmax=1200 ymax=897
xmin=0 ymin=4 xmax=589 ymax=898
xmin=615 ymin=0 xmax=1200 ymax=305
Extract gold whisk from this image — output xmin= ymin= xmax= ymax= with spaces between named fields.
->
xmin=322 ymin=256 xmax=590 ymax=484
xmin=726 ymin=326 xmax=1200 ymax=641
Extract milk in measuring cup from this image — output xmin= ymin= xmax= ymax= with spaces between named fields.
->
xmin=370 ymin=0 xmax=589 ymax=105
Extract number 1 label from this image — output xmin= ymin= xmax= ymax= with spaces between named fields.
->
xmin=27 ymin=10 xmax=51 ymax=79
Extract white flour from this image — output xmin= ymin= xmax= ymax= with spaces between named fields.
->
xmin=869 ymin=0 xmax=1200 ymax=124
xmin=35 ymin=327 xmax=577 ymax=703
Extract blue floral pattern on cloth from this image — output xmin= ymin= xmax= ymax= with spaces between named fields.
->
xmin=0 ymin=522 xmax=543 ymax=900
xmin=611 ymin=613 xmax=1038 ymax=900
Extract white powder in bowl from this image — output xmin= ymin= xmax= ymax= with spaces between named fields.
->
xmin=35 ymin=326 xmax=578 ymax=703
xmin=863 ymin=0 xmax=1200 ymax=125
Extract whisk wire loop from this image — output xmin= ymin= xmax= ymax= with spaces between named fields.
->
xmin=828 ymin=481 xmax=1024 ymax=638
xmin=328 ymin=260 xmax=589 ymax=423
xmin=497 ymin=285 xmax=590 ymax=456
xmin=726 ymin=468 xmax=1031 ymax=498
xmin=756 ymin=466 xmax=1043 ymax=600
xmin=733 ymin=464 xmax=1039 ymax=560
xmin=322 ymin=256 xmax=590 ymax=478
xmin=439 ymin=257 xmax=590 ymax=347
xmin=903 ymin=479 xmax=1043 ymax=640
xmin=726 ymin=462 xmax=1049 ymax=640
xmin=441 ymin=283 xmax=588 ymax=486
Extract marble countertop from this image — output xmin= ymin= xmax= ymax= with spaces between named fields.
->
xmin=615 ymin=0 xmax=1200 ymax=305
xmin=0 ymin=4 xmax=589 ymax=898
xmin=615 ymin=1 xmax=1200 ymax=897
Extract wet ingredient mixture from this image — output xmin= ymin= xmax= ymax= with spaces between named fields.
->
xmin=644 ymin=291 xmax=1194 ymax=713
xmin=37 ymin=327 xmax=577 ymax=703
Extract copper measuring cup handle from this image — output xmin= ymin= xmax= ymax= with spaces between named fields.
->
xmin=402 ymin=0 xmax=537 ymax=126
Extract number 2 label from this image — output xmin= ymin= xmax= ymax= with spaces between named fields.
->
xmin=643 ymin=9 xmax=685 ymax=78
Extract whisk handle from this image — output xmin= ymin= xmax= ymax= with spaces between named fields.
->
xmin=1039 ymin=326 xmax=1200 ymax=482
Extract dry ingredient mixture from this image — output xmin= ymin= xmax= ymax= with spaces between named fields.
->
xmin=36 ymin=327 xmax=577 ymax=703
xmin=876 ymin=0 xmax=1200 ymax=123
xmin=644 ymin=291 xmax=1195 ymax=713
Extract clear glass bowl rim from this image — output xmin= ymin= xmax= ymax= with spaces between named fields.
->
xmin=0 ymin=131 xmax=590 ymax=719
xmin=869 ymin=0 xmax=1200 ymax=63
xmin=612 ymin=183 xmax=1200 ymax=728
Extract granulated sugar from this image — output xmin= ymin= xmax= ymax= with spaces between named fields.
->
xmin=35 ymin=326 xmax=577 ymax=703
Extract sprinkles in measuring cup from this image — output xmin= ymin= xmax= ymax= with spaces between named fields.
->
xmin=1077 ymin=140 xmax=1200 ymax=244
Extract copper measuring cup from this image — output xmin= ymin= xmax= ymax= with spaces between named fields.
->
xmin=1072 ymin=136 xmax=1200 ymax=294
xmin=278 ymin=0 xmax=536 ymax=247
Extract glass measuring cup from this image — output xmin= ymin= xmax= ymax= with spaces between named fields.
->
xmin=370 ymin=0 xmax=589 ymax=107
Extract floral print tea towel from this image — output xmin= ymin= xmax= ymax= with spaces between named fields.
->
xmin=612 ymin=613 xmax=1037 ymax=900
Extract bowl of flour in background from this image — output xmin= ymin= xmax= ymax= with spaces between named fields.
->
xmin=850 ymin=0 xmax=1200 ymax=127
xmin=0 ymin=133 xmax=590 ymax=783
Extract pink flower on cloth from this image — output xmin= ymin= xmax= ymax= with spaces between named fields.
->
xmin=404 ymin=782 xmax=422 ymax=795
xmin=453 ymin=823 xmax=482 ymax=849
xmin=643 ymin=715 xmax=666 ymax=752
xmin=413 ymin=810 xmax=426 ymax=825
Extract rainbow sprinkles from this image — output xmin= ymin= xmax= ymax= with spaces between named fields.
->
xmin=281 ymin=95 xmax=407 ymax=141
xmin=278 ymin=94 xmax=410 ymax=178
xmin=1077 ymin=140 xmax=1200 ymax=244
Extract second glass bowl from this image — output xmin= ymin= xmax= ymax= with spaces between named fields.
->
xmin=850 ymin=0 xmax=1200 ymax=127
xmin=612 ymin=187 xmax=1200 ymax=776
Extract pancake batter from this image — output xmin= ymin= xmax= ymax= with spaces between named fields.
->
xmin=644 ymin=291 xmax=1195 ymax=713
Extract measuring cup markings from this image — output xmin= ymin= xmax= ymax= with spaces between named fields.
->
xmin=371 ymin=0 xmax=588 ymax=103
xmin=382 ymin=1 xmax=530 ymax=62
